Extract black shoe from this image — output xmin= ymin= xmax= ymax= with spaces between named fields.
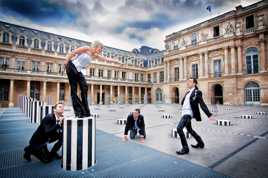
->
xmin=191 ymin=143 xmax=204 ymax=149
xmin=176 ymin=149 xmax=189 ymax=155
xmin=75 ymin=113 xmax=84 ymax=118
xmin=83 ymin=113 xmax=91 ymax=117
xmin=23 ymin=148 xmax=31 ymax=162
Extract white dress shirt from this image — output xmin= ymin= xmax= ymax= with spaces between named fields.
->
xmin=72 ymin=52 xmax=92 ymax=75
xmin=181 ymin=87 xmax=195 ymax=117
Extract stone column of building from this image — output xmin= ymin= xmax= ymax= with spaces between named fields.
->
xmin=91 ymin=84 xmax=94 ymax=105
xmin=183 ymin=57 xmax=187 ymax=79
xmin=224 ymin=47 xmax=229 ymax=75
xmin=237 ymin=45 xmax=243 ymax=74
xmin=199 ymin=53 xmax=204 ymax=77
xmin=110 ymin=85 xmax=113 ymax=104
xmin=132 ymin=86 xmax=135 ymax=104
xmin=260 ymin=37 xmax=267 ymax=72
xmin=56 ymin=82 xmax=60 ymax=103
xmin=99 ymin=84 xmax=103 ymax=104
xmin=167 ymin=61 xmax=170 ymax=83
xmin=138 ymin=87 xmax=142 ymax=104
xmin=117 ymin=85 xmax=120 ymax=104
xmin=231 ymin=46 xmax=236 ymax=74
xmin=43 ymin=81 xmax=47 ymax=103
xmin=179 ymin=57 xmax=183 ymax=81
xmin=144 ymin=87 xmax=148 ymax=102
xmin=27 ymin=80 xmax=30 ymax=97
xmin=8 ymin=79 xmax=14 ymax=107
xmin=125 ymin=86 xmax=128 ymax=104
xmin=204 ymin=52 xmax=208 ymax=78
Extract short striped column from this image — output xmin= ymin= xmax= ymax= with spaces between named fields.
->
xmin=162 ymin=113 xmax=173 ymax=119
xmin=217 ymin=120 xmax=231 ymax=126
xmin=240 ymin=115 xmax=253 ymax=119
xmin=27 ymin=98 xmax=33 ymax=119
xmin=117 ymin=118 xmax=127 ymax=125
xmin=62 ymin=116 xmax=96 ymax=171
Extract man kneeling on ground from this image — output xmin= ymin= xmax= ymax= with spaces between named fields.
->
xmin=123 ymin=108 xmax=146 ymax=143
xmin=23 ymin=102 xmax=64 ymax=163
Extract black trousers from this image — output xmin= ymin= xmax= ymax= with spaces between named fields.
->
xmin=130 ymin=128 xmax=146 ymax=139
xmin=177 ymin=115 xmax=204 ymax=151
xmin=25 ymin=133 xmax=63 ymax=163
xmin=65 ymin=61 xmax=90 ymax=116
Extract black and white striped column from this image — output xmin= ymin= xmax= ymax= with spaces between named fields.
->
xmin=30 ymin=100 xmax=42 ymax=124
xmin=62 ymin=116 xmax=96 ymax=171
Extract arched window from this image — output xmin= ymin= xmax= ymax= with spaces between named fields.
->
xmin=34 ymin=39 xmax=39 ymax=49
xmin=47 ymin=41 xmax=52 ymax=52
xmin=155 ymin=88 xmax=163 ymax=103
xmin=19 ymin=36 xmax=25 ymax=47
xmin=245 ymin=81 xmax=260 ymax=105
xmin=246 ymin=47 xmax=259 ymax=74
xmin=3 ymin=32 xmax=9 ymax=43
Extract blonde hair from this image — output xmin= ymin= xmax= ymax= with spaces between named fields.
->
xmin=92 ymin=40 xmax=104 ymax=49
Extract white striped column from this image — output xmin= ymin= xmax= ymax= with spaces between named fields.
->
xmin=62 ymin=116 xmax=96 ymax=171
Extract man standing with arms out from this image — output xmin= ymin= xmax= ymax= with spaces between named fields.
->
xmin=65 ymin=41 xmax=119 ymax=118
xmin=24 ymin=103 xmax=65 ymax=163
xmin=176 ymin=78 xmax=216 ymax=155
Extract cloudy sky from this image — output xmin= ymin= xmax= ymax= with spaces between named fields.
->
xmin=0 ymin=0 xmax=261 ymax=50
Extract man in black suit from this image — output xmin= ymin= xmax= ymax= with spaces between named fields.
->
xmin=123 ymin=109 xmax=146 ymax=143
xmin=176 ymin=78 xmax=216 ymax=155
xmin=23 ymin=103 xmax=64 ymax=163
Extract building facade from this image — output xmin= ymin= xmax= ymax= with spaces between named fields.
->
xmin=0 ymin=1 xmax=267 ymax=107
xmin=163 ymin=0 xmax=268 ymax=105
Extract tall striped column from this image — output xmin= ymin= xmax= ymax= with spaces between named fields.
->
xmin=31 ymin=100 xmax=42 ymax=124
xmin=62 ymin=116 xmax=96 ymax=171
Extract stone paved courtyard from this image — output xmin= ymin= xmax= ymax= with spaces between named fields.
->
xmin=0 ymin=104 xmax=267 ymax=178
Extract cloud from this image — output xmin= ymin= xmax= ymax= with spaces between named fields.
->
xmin=0 ymin=0 xmax=262 ymax=50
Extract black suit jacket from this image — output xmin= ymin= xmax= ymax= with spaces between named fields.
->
xmin=29 ymin=113 xmax=62 ymax=148
xmin=181 ymin=88 xmax=212 ymax=121
xmin=124 ymin=114 xmax=145 ymax=135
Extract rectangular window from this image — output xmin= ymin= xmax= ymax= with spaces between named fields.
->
xmin=214 ymin=60 xmax=221 ymax=77
xmin=134 ymin=73 xmax=139 ymax=82
xmin=16 ymin=60 xmax=25 ymax=71
xmin=107 ymin=70 xmax=111 ymax=79
xmin=192 ymin=64 xmax=198 ymax=79
xmin=246 ymin=15 xmax=254 ymax=29
xmin=153 ymin=72 xmax=157 ymax=83
xmin=191 ymin=32 xmax=197 ymax=46
xmin=159 ymin=71 xmax=164 ymax=83
xmin=0 ymin=57 xmax=9 ymax=70
xmin=47 ymin=63 xmax=53 ymax=73
xmin=140 ymin=74 xmax=144 ymax=82
xmin=98 ymin=69 xmax=103 ymax=78
xmin=122 ymin=71 xmax=126 ymax=80
xmin=32 ymin=61 xmax=40 ymax=72
xmin=114 ymin=71 xmax=119 ymax=79
xmin=90 ymin=68 xmax=95 ymax=77
xmin=213 ymin=26 xmax=220 ymax=37
xmin=174 ymin=67 xmax=179 ymax=81
xmin=147 ymin=74 xmax=151 ymax=82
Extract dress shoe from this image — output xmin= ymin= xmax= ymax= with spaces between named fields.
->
xmin=83 ymin=113 xmax=91 ymax=117
xmin=176 ymin=149 xmax=189 ymax=155
xmin=75 ymin=114 xmax=84 ymax=118
xmin=191 ymin=143 xmax=204 ymax=149
xmin=23 ymin=148 xmax=31 ymax=162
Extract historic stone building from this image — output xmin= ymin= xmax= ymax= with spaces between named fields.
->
xmin=163 ymin=0 xmax=268 ymax=105
xmin=0 ymin=21 xmax=164 ymax=107
xmin=0 ymin=0 xmax=267 ymax=107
